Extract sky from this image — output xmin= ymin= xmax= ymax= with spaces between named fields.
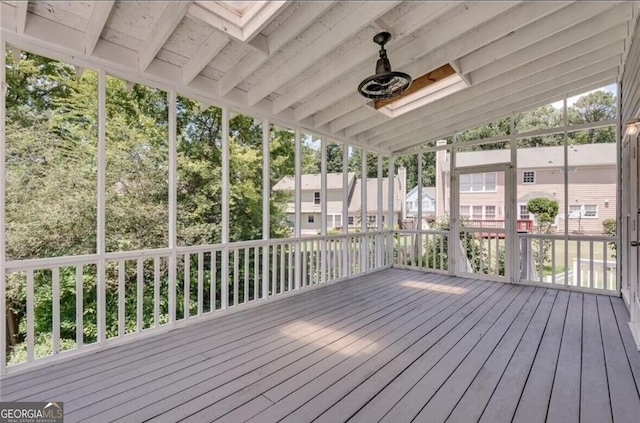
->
xmin=550 ymin=83 xmax=617 ymax=109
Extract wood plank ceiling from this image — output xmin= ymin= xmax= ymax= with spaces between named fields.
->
xmin=0 ymin=1 xmax=637 ymax=154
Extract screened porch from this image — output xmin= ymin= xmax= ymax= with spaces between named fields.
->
xmin=1 ymin=1 xmax=640 ymax=422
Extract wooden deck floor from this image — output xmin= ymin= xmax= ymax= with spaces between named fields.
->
xmin=1 ymin=268 xmax=640 ymax=423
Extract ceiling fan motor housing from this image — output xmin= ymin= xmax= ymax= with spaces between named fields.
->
xmin=358 ymin=32 xmax=412 ymax=100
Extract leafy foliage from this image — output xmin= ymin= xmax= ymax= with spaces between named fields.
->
xmin=526 ymin=198 xmax=559 ymax=230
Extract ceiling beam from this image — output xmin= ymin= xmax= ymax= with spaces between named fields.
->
xmin=182 ymin=31 xmax=229 ymax=85
xmin=15 ymin=1 xmax=28 ymax=34
xmin=329 ymin=107 xmax=378 ymax=134
xmin=292 ymin=1 xmax=523 ymax=122
xmin=273 ymin=2 xmax=478 ymax=112
xmin=358 ymin=22 xmax=629 ymax=143
xmin=470 ymin=3 xmax=632 ymax=83
xmin=314 ymin=96 xmax=369 ymax=128
xmin=343 ymin=1 xmax=573 ymax=138
xmin=218 ymin=1 xmax=335 ymax=97
xmin=391 ymin=74 xmax=618 ymax=154
xmin=84 ymin=1 xmax=115 ymax=55
xmin=374 ymin=51 xmax=622 ymax=148
xmin=187 ymin=3 xmax=243 ymax=41
xmin=375 ymin=56 xmax=621 ymax=148
xmin=139 ymin=1 xmax=191 ymax=72
xmin=383 ymin=65 xmax=619 ymax=151
xmin=241 ymin=1 xmax=290 ymax=43
xmin=390 ymin=1 xmax=460 ymax=41
xmin=458 ymin=1 xmax=623 ymax=75
xmin=0 ymin=3 xmax=390 ymax=156
xmin=247 ymin=1 xmax=401 ymax=107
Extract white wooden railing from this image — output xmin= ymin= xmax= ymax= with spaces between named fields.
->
xmin=390 ymin=230 xmax=618 ymax=294
xmin=518 ymin=233 xmax=618 ymax=292
xmin=3 ymin=232 xmax=392 ymax=373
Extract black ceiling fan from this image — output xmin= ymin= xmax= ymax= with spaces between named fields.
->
xmin=358 ymin=32 xmax=412 ymax=100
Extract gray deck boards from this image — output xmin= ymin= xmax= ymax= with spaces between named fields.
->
xmin=1 ymin=268 xmax=639 ymax=423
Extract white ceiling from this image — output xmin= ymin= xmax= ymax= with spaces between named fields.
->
xmin=0 ymin=1 xmax=638 ymax=154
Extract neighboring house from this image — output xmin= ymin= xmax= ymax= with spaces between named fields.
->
xmin=435 ymin=142 xmax=616 ymax=234
xmin=405 ymin=186 xmax=437 ymax=220
xmin=273 ymin=170 xmax=406 ymax=235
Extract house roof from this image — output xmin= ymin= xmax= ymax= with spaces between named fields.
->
xmin=272 ymin=173 xmax=356 ymax=191
xmin=455 ymin=143 xmax=616 ymax=169
xmin=1 ymin=2 xmax=631 ymax=154
xmin=406 ymin=186 xmax=436 ymax=201
xmin=348 ymin=177 xmax=403 ymax=213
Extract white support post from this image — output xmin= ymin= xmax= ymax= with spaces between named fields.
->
xmin=262 ymin=120 xmax=270 ymax=297
xmin=563 ymin=94 xmax=569 ymax=287
xmin=97 ymin=69 xmax=107 ymax=342
xmin=377 ymin=154 xmax=383 ymax=268
xmin=417 ymin=153 xmax=423 ymax=268
xmin=320 ymin=136 xmax=327 ymax=283
xmin=221 ymin=107 xmax=230 ymax=308
xmin=0 ymin=35 xmax=6 ymax=374
xmin=168 ymin=90 xmax=177 ymax=324
xmin=294 ymin=128 xmax=301 ymax=289
xmin=388 ymin=158 xmax=395 ymax=266
xmin=343 ymin=144 xmax=350 ymax=277
xmin=448 ymin=134 xmax=457 ymax=275
xmin=361 ymin=149 xmax=368 ymax=272
xmin=615 ymin=81 xmax=622 ymax=294
xmin=262 ymin=120 xmax=270 ymax=240
xmin=509 ymin=112 xmax=517 ymax=282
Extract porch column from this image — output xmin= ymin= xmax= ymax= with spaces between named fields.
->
xmin=388 ymin=158 xmax=395 ymax=267
xmin=509 ymin=112 xmax=517 ymax=282
xmin=262 ymin=120 xmax=270 ymax=297
xmin=361 ymin=149 xmax=368 ymax=272
xmin=294 ymin=128 xmax=301 ymax=289
xmin=342 ymin=144 xmax=349 ymax=277
xmin=563 ymin=94 xmax=569 ymax=287
xmin=377 ymin=155 xmax=383 ymax=268
xmin=321 ymin=136 xmax=327 ymax=283
xmin=417 ymin=153 xmax=423 ymax=268
xmin=97 ymin=70 xmax=108 ymax=339
xmin=221 ymin=107 xmax=229 ymax=308
xmin=448 ymin=134 xmax=457 ymax=275
xmin=0 ymin=34 xmax=6 ymax=374
xmin=167 ymin=90 xmax=177 ymax=325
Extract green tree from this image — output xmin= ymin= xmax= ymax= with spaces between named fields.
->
xmin=568 ymin=90 xmax=616 ymax=144
xmin=526 ymin=197 xmax=559 ymax=234
xmin=526 ymin=197 xmax=560 ymax=271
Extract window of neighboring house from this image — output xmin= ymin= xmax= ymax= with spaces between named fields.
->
xmin=519 ymin=204 xmax=531 ymax=220
xmin=485 ymin=205 xmax=496 ymax=220
xmin=569 ymin=204 xmax=598 ymax=218
xmin=348 ymin=216 xmax=354 ymax=225
xmin=460 ymin=172 xmax=497 ymax=192
xmin=472 ymin=205 xmax=483 ymax=220
xmin=584 ymin=204 xmax=598 ymax=218
xmin=382 ymin=215 xmax=385 ymax=223
xmin=314 ymin=191 xmax=320 ymax=205
xmin=461 ymin=205 xmax=496 ymax=220
xmin=367 ymin=215 xmax=376 ymax=224
xmin=522 ymin=171 xmax=535 ymax=184
xmin=459 ymin=205 xmax=471 ymax=219
xmin=308 ymin=215 xmax=315 ymax=223
xmin=568 ymin=204 xmax=582 ymax=218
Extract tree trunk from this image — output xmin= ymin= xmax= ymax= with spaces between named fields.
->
xmin=6 ymin=308 xmax=21 ymax=348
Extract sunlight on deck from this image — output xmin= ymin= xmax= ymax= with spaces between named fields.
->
xmin=280 ymin=322 xmax=378 ymax=356
xmin=400 ymin=280 xmax=468 ymax=294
